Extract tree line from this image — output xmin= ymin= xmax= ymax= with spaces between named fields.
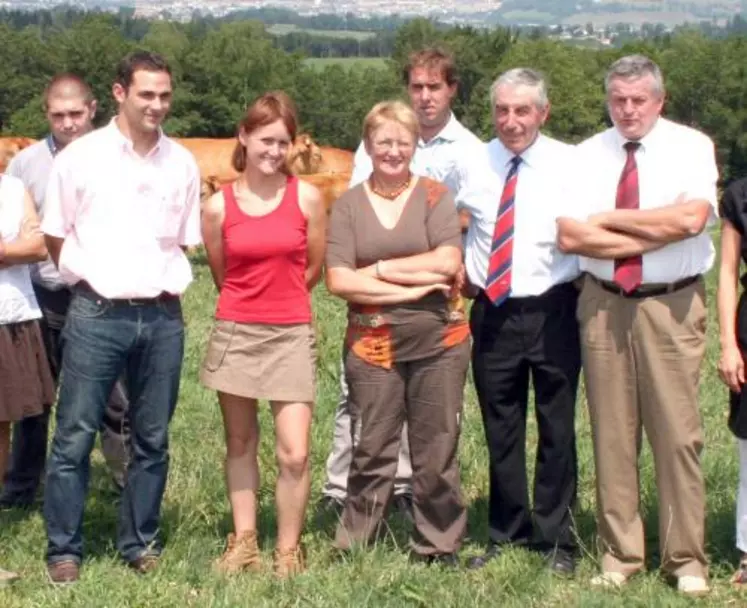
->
xmin=2 ymin=12 xmax=747 ymax=182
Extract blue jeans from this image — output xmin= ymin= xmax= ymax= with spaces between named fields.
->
xmin=44 ymin=290 xmax=184 ymax=565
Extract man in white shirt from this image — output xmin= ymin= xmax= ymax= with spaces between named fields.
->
xmin=1 ymin=74 xmax=131 ymax=510
xmin=41 ymin=51 xmax=201 ymax=585
xmin=458 ymin=68 xmax=581 ymax=575
xmin=557 ymin=55 xmax=716 ymax=596
xmin=320 ymin=47 xmax=482 ymax=516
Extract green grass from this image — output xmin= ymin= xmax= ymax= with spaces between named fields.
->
xmin=303 ymin=57 xmax=389 ymax=71
xmin=1 ymin=243 xmax=745 ymax=606
xmin=267 ymin=24 xmax=376 ymax=41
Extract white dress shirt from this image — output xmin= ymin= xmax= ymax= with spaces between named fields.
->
xmin=7 ymin=136 xmax=67 ymax=290
xmin=348 ymin=112 xmax=482 ymax=194
xmin=42 ymin=119 xmax=202 ymax=299
xmin=576 ymin=117 xmax=718 ymax=283
xmin=458 ymin=134 xmax=581 ymax=298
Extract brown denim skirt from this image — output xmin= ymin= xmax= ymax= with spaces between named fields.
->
xmin=0 ymin=319 xmax=55 ymax=422
xmin=200 ymin=320 xmax=317 ymax=402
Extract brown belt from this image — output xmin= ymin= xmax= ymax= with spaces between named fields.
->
xmin=588 ymin=274 xmax=699 ymax=299
xmin=75 ymin=281 xmax=179 ymax=306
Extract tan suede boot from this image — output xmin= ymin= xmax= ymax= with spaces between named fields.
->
xmin=273 ymin=545 xmax=305 ymax=579
xmin=214 ymin=531 xmax=261 ymax=574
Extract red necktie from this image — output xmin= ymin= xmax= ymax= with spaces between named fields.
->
xmin=485 ymin=156 xmax=521 ymax=305
xmin=613 ymin=142 xmax=642 ymax=293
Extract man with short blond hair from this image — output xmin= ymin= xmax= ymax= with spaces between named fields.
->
xmin=1 ymin=73 xmax=130 ymax=510
xmin=557 ymin=55 xmax=717 ymax=596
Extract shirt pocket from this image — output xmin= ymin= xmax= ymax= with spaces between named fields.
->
xmin=153 ymin=191 xmax=185 ymax=241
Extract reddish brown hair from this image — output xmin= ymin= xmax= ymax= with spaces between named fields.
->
xmin=403 ymin=47 xmax=459 ymax=87
xmin=231 ymin=91 xmax=299 ymax=173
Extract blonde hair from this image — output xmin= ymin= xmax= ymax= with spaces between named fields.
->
xmin=362 ymin=100 xmax=420 ymax=146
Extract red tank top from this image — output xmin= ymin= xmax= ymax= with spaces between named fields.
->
xmin=215 ymin=176 xmax=311 ymax=324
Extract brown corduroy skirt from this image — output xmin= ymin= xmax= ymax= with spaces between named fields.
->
xmin=0 ymin=319 xmax=55 ymax=422
xmin=200 ymin=320 xmax=317 ymax=403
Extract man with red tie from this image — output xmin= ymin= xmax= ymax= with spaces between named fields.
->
xmin=557 ymin=55 xmax=717 ymax=596
xmin=456 ymin=68 xmax=581 ymax=574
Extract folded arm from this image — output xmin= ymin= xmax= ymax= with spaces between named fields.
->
xmin=326 ymin=266 xmax=447 ymax=305
xmin=1 ymin=190 xmax=47 ymax=267
xmin=589 ymin=198 xmax=712 ymax=243
xmin=358 ymin=245 xmax=461 ymax=286
xmin=556 ymin=217 xmax=665 ymax=259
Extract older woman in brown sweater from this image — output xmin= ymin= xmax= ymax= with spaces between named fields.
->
xmin=326 ymin=100 xmax=470 ymax=565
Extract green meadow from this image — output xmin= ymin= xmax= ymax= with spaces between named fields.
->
xmin=0 ymin=242 xmax=744 ymax=606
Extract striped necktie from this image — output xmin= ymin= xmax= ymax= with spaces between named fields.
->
xmin=485 ymin=156 xmax=521 ymax=305
xmin=613 ymin=141 xmax=642 ymax=293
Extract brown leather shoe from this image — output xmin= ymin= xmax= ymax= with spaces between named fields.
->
xmin=128 ymin=553 xmax=159 ymax=575
xmin=214 ymin=531 xmax=261 ymax=574
xmin=273 ymin=545 xmax=305 ymax=579
xmin=47 ymin=560 xmax=79 ymax=585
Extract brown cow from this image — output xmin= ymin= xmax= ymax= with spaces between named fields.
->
xmin=176 ymin=134 xmax=353 ymax=182
xmin=0 ymin=136 xmax=37 ymax=173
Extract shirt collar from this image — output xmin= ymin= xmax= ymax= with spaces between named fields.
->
xmin=611 ymin=115 xmax=665 ymax=153
xmin=45 ymin=134 xmax=60 ymax=157
xmin=107 ymin=116 xmax=165 ymax=157
xmin=490 ymin=133 xmax=546 ymax=170
xmin=418 ymin=112 xmax=462 ymax=147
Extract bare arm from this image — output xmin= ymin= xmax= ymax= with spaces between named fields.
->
xmin=299 ymin=181 xmax=327 ymax=290
xmin=358 ymin=245 xmax=461 ymax=286
xmin=1 ymin=190 xmax=47 ymax=266
xmin=200 ymin=191 xmax=226 ymax=290
xmin=326 ymin=266 xmax=448 ymax=305
xmin=589 ymin=198 xmax=712 ymax=243
xmin=717 ymin=219 xmax=745 ymax=392
xmin=556 ymin=217 xmax=666 ymax=259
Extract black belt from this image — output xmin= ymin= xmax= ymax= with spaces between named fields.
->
xmin=477 ymin=281 xmax=578 ymax=310
xmin=75 ymin=281 xmax=179 ymax=306
xmin=589 ymin=274 xmax=699 ymax=299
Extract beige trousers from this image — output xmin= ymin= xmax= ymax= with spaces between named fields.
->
xmin=578 ymin=276 xmax=707 ymax=578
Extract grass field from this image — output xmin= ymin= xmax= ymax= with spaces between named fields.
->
xmin=1 ymin=245 xmax=745 ymax=606
xmin=267 ymin=24 xmax=376 ymax=41
xmin=303 ymin=57 xmax=389 ymax=70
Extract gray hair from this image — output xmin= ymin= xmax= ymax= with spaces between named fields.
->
xmin=605 ymin=55 xmax=665 ymax=96
xmin=490 ymin=68 xmax=549 ymax=111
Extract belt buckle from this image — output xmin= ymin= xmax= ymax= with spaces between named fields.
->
xmin=125 ymin=297 xmax=146 ymax=306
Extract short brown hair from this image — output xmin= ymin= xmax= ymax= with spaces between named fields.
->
xmin=362 ymin=100 xmax=419 ymax=146
xmin=115 ymin=51 xmax=171 ymax=92
xmin=231 ymin=91 xmax=299 ymax=173
xmin=403 ymin=47 xmax=458 ymax=87
xmin=44 ymin=73 xmax=94 ymax=108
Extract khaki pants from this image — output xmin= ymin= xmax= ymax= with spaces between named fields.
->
xmin=335 ymin=342 xmax=469 ymax=555
xmin=579 ymin=276 xmax=707 ymax=578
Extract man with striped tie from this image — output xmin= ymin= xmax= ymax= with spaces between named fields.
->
xmin=456 ymin=68 xmax=582 ymax=574
xmin=557 ymin=56 xmax=716 ymax=597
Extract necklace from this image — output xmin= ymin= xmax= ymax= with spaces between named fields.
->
xmin=368 ymin=173 xmax=412 ymax=200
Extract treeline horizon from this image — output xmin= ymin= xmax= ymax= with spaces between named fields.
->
xmin=3 ymin=10 xmax=747 ymax=182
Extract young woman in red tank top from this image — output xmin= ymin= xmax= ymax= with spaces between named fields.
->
xmin=199 ymin=92 xmax=326 ymax=577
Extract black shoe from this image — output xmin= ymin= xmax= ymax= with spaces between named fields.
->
xmin=542 ymin=549 xmax=576 ymax=577
xmin=0 ymin=493 xmax=35 ymax=511
xmin=466 ymin=544 xmax=503 ymax=570
xmin=316 ymin=495 xmax=344 ymax=518
xmin=410 ymin=552 xmax=460 ymax=568
xmin=391 ymin=494 xmax=413 ymax=522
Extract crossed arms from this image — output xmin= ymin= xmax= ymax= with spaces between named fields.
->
xmin=556 ymin=197 xmax=712 ymax=259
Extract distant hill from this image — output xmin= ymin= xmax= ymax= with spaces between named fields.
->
xmin=493 ymin=0 xmax=745 ymax=25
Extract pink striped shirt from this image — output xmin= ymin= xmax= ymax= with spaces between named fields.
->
xmin=41 ymin=119 xmax=201 ymax=298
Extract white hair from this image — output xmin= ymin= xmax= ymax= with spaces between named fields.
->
xmin=490 ymin=68 xmax=549 ymax=111
xmin=605 ymin=55 xmax=665 ymax=96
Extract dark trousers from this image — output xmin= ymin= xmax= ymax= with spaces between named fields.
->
xmin=2 ymin=285 xmax=131 ymax=503
xmin=335 ymin=342 xmax=470 ymax=556
xmin=45 ymin=290 xmax=184 ymax=564
xmin=470 ymin=282 xmax=581 ymax=552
